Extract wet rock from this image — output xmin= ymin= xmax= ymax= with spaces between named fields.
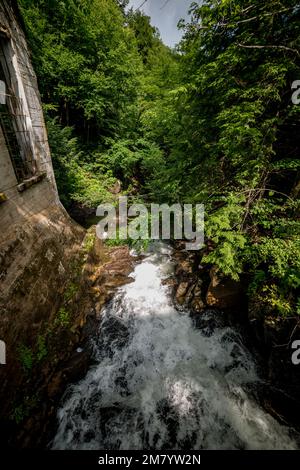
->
xmin=186 ymin=284 xmax=196 ymax=303
xmin=175 ymin=279 xmax=206 ymax=311
xmin=206 ymin=266 xmax=245 ymax=310
xmin=191 ymin=298 xmax=206 ymax=313
xmin=175 ymin=281 xmax=189 ymax=304
xmin=248 ymin=296 xmax=300 ymax=430
xmin=162 ymin=278 xmax=177 ymax=289
xmin=191 ymin=309 xmax=227 ymax=334
xmin=175 ymin=260 xmax=193 ymax=277
xmin=172 ymin=243 xmax=208 ymax=311
xmin=193 ymin=280 xmax=203 ymax=299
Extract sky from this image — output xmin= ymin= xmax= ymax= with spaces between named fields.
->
xmin=128 ymin=0 xmax=196 ymax=47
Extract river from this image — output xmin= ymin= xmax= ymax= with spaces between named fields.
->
xmin=52 ymin=242 xmax=297 ymax=450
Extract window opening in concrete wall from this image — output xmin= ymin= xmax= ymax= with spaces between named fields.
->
xmin=0 ymin=36 xmax=36 ymax=183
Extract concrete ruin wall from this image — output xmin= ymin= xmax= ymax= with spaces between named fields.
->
xmin=0 ymin=0 xmax=59 ymax=238
xmin=0 ymin=2 xmax=86 ymax=441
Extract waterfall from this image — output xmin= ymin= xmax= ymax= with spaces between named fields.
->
xmin=52 ymin=242 xmax=297 ymax=450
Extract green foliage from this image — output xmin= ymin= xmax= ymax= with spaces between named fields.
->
xmin=18 ymin=336 xmax=48 ymax=374
xmin=64 ymin=282 xmax=79 ymax=302
xmin=201 ymin=194 xmax=247 ymax=279
xmin=127 ymin=9 xmax=160 ymax=64
xmin=252 ymin=238 xmax=300 ymax=285
xmin=11 ymin=404 xmax=27 ymax=425
xmin=19 ymin=0 xmax=142 ymax=142
xmin=18 ymin=0 xmax=300 ymax=319
xmin=36 ymin=335 xmax=48 ymax=362
xmin=18 ymin=0 xmax=171 ymax=210
xmin=297 ymin=298 xmax=300 ymax=316
xmin=46 ymin=117 xmax=116 ymax=208
xmin=100 ymin=138 xmax=165 ymax=191
xmin=54 ymin=307 xmax=70 ymax=328
xmin=104 ymin=227 xmax=151 ymax=252
xmin=82 ymin=231 xmax=96 ymax=254
xmin=260 ymin=284 xmax=293 ymax=318
xmin=11 ymin=395 xmax=39 ymax=424
xmin=18 ymin=344 xmax=33 ymax=373
xmin=147 ymin=0 xmax=300 ymax=317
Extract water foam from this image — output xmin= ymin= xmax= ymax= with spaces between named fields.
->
xmin=52 ymin=243 xmax=296 ymax=450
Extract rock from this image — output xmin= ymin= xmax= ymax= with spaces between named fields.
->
xmin=206 ymin=266 xmax=244 ymax=310
xmin=193 ymin=280 xmax=203 ymax=299
xmin=185 ymin=284 xmax=196 ymax=304
xmin=191 ymin=298 xmax=206 ymax=313
xmin=175 ymin=281 xmax=189 ymax=304
xmin=209 ymin=266 xmax=221 ymax=288
xmin=175 ymin=279 xmax=206 ymax=310
xmin=1 ymin=220 xmax=136 ymax=448
xmin=68 ymin=202 xmax=95 ymax=225
xmin=162 ymin=278 xmax=177 ymax=288
xmin=248 ymin=294 xmax=300 ymax=430
xmin=175 ymin=259 xmax=193 ymax=277
xmin=47 ymin=372 xmax=63 ymax=399
xmin=206 ymin=281 xmax=242 ymax=309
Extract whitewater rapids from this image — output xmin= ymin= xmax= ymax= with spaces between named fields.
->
xmin=52 ymin=243 xmax=297 ymax=450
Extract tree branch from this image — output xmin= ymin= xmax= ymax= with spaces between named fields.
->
xmin=237 ymin=43 xmax=300 ymax=57
xmin=215 ymin=8 xmax=297 ymax=30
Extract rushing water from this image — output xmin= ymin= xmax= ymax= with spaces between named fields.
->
xmin=52 ymin=243 xmax=297 ymax=450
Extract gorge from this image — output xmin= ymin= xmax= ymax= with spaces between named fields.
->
xmin=0 ymin=0 xmax=300 ymax=452
xmin=51 ymin=243 xmax=298 ymax=450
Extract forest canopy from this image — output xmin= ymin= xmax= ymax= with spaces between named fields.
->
xmin=18 ymin=0 xmax=300 ymax=318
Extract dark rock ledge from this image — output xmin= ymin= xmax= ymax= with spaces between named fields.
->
xmin=171 ymin=240 xmax=300 ymax=435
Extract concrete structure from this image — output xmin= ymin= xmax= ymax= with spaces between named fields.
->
xmin=0 ymin=3 xmax=85 ymax=442
xmin=0 ymin=0 xmax=58 ymax=239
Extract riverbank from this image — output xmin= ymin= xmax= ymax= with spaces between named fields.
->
xmin=0 ymin=217 xmax=136 ymax=448
xmin=51 ymin=241 xmax=298 ymax=450
xmin=171 ymin=241 xmax=300 ymax=433
xmin=2 ymin=234 xmax=299 ymax=448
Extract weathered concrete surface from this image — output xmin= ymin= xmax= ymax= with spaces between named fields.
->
xmin=0 ymin=206 xmax=84 ymax=439
xmin=0 ymin=0 xmax=59 ymax=231
xmin=0 ymin=2 xmax=90 ymax=448
xmin=0 ymin=212 xmax=135 ymax=448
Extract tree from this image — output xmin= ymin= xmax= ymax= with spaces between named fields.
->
xmin=19 ymin=0 xmax=142 ymax=144
xmin=160 ymin=0 xmax=300 ymax=314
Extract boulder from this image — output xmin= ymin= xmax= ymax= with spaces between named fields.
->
xmin=191 ymin=298 xmax=206 ymax=313
xmin=206 ymin=266 xmax=244 ymax=310
xmin=175 ymin=281 xmax=189 ymax=304
xmin=175 ymin=259 xmax=193 ymax=277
